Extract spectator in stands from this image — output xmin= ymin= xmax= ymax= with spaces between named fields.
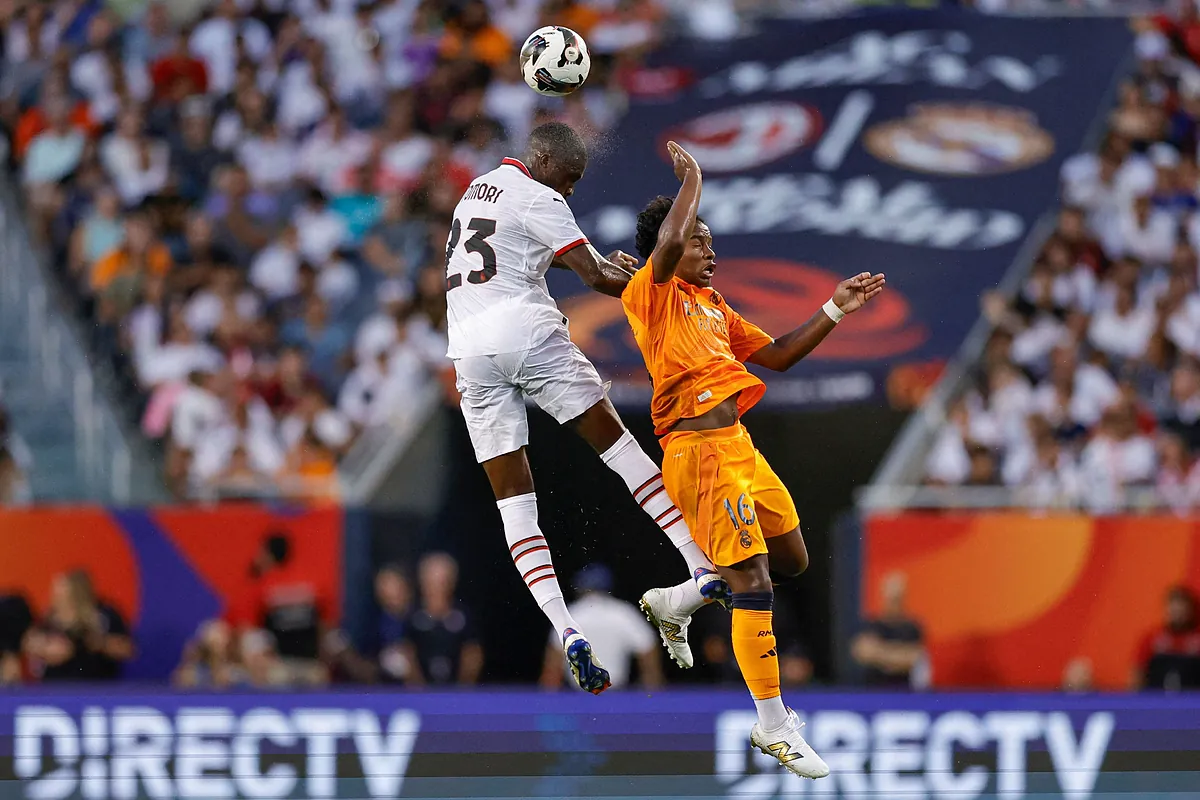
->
xmin=0 ymin=443 xmax=31 ymax=506
xmin=407 ymin=552 xmax=483 ymax=685
xmin=150 ymin=26 xmax=208 ymax=103
xmin=1161 ymin=359 xmax=1200 ymax=450
xmin=173 ymin=618 xmax=244 ymax=688
xmin=539 ymin=564 xmax=662 ymax=692
xmin=1062 ymin=657 xmax=1095 ymax=694
xmin=22 ymin=97 xmax=85 ymax=226
xmin=320 ymin=627 xmax=379 ymax=684
xmin=780 ymin=643 xmax=815 ymax=689
xmin=1156 ymin=431 xmax=1200 ymax=513
xmin=240 ymin=628 xmax=298 ymax=688
xmin=852 ymin=572 xmax=928 ymax=690
xmin=0 ymin=594 xmax=33 ymax=684
xmin=0 ymin=405 xmax=34 ymax=505
xmin=4 ymin=0 xmax=678 ymax=505
xmin=24 ymin=570 xmax=134 ymax=681
xmin=239 ymin=532 xmax=329 ymax=685
xmin=90 ymin=210 xmax=173 ymax=322
xmin=374 ymin=563 xmax=419 ymax=684
xmin=169 ymin=99 xmax=224 ymax=202
xmin=1134 ymin=585 xmax=1200 ymax=691
xmin=696 ymin=627 xmax=743 ymax=686
xmin=68 ymin=184 xmax=124 ymax=281
xmin=1078 ymin=398 xmax=1157 ymax=511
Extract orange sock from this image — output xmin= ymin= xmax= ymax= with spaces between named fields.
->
xmin=731 ymin=607 xmax=780 ymax=701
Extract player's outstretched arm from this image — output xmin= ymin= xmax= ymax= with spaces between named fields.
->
xmin=748 ymin=272 xmax=886 ymax=372
xmin=650 ymin=141 xmax=702 ymax=284
xmin=557 ymin=243 xmax=639 ymax=298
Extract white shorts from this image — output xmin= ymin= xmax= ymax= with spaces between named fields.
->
xmin=453 ymin=326 xmax=607 ymax=463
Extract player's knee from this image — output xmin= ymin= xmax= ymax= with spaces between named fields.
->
xmin=767 ymin=529 xmax=809 ymax=581
xmin=786 ymin=543 xmax=810 ymax=577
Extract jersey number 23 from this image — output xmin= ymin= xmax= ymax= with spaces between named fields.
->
xmin=445 ymin=217 xmax=498 ymax=290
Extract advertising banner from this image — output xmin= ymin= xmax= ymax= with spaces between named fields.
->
xmin=1 ymin=689 xmax=1197 ymax=799
xmin=863 ymin=514 xmax=1200 ymax=690
xmin=555 ymin=10 xmax=1130 ymax=408
xmin=0 ymin=506 xmax=343 ymax=681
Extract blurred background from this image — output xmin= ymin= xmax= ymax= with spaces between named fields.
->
xmin=1 ymin=0 xmax=1199 ymax=798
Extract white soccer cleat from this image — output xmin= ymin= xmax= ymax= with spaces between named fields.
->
xmin=639 ymin=587 xmax=694 ymax=668
xmin=750 ymin=710 xmax=830 ymax=779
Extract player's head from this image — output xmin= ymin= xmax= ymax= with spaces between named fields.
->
xmin=524 ymin=122 xmax=588 ymax=198
xmin=635 ymin=195 xmax=715 ymax=288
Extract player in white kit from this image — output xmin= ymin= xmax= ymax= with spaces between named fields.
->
xmin=445 ymin=123 xmax=729 ymax=694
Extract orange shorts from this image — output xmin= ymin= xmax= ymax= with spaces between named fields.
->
xmin=660 ymin=423 xmax=800 ymax=568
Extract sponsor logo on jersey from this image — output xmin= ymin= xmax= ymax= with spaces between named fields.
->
xmin=661 ymin=102 xmax=822 ymax=173
xmin=865 ymin=104 xmax=1055 ymax=176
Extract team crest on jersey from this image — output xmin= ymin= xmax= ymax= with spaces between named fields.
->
xmin=865 ymin=104 xmax=1054 ymax=176
xmin=661 ymin=101 xmax=822 ymax=173
xmin=739 ymin=531 xmax=753 ymax=549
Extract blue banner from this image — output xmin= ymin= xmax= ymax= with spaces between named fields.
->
xmin=554 ymin=10 xmax=1131 ymax=408
xmin=2 ymin=689 xmax=1197 ymax=798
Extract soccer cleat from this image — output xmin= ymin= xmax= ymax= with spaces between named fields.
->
xmin=563 ymin=628 xmax=611 ymax=695
xmin=695 ymin=568 xmax=732 ymax=611
xmin=639 ymin=587 xmax=695 ymax=669
xmin=750 ymin=710 xmax=830 ymax=779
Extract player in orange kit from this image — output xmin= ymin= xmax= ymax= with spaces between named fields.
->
xmin=623 ymin=142 xmax=885 ymax=779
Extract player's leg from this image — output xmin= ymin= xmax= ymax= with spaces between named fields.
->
xmin=724 ymin=553 xmax=825 ymax=779
xmin=635 ymin=429 xmax=724 ymax=667
xmin=767 ymin=529 xmax=809 ymax=583
xmin=521 ymin=329 xmax=727 ymax=607
xmin=455 ymin=353 xmax=610 ymax=694
xmin=698 ymin=433 xmax=830 ymax=779
xmin=571 ymin=397 xmax=727 ymax=602
xmin=747 ymin=447 xmax=810 ymax=584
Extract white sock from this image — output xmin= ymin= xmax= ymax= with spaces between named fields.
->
xmin=754 ymin=696 xmax=790 ymax=732
xmin=497 ymin=493 xmax=577 ymax=639
xmin=666 ymin=578 xmax=707 ymax=617
xmin=599 ymin=430 xmax=715 ymax=576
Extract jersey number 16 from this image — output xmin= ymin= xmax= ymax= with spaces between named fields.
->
xmin=445 ymin=217 xmax=498 ymax=290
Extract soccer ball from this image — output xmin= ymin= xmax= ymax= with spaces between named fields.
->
xmin=520 ymin=26 xmax=591 ymax=97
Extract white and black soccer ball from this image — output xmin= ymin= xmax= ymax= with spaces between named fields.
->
xmin=519 ymin=25 xmax=591 ymax=97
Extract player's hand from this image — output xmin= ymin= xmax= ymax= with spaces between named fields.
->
xmin=606 ymin=250 xmax=639 ymax=274
xmin=667 ymin=140 xmax=700 ymax=183
xmin=833 ymin=272 xmax=886 ymax=315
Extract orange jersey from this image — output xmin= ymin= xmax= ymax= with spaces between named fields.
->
xmin=622 ymin=261 xmax=773 ymax=435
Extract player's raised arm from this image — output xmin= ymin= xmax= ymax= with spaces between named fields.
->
xmin=647 ymin=141 xmax=702 ymax=283
xmin=747 ymin=272 xmax=887 ymax=372
xmin=556 ymin=244 xmax=639 ymax=297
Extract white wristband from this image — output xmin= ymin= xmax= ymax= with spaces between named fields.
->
xmin=822 ymin=298 xmax=845 ymax=324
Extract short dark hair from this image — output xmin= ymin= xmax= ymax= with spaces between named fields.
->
xmin=265 ymin=533 xmax=290 ymax=565
xmin=634 ymin=195 xmax=707 ymax=260
xmin=527 ymin=121 xmax=587 ymax=166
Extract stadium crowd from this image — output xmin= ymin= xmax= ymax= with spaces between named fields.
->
xmin=3 ymin=556 xmax=1197 ymax=689
xmin=925 ymin=6 xmax=1200 ymax=513
xmin=0 ymin=0 xmax=741 ymax=500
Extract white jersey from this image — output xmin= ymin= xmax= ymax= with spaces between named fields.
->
xmin=444 ymin=158 xmax=589 ymax=359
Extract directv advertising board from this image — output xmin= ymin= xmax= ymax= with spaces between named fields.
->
xmin=556 ymin=10 xmax=1131 ymax=408
xmin=2 ymin=690 xmax=1196 ymax=799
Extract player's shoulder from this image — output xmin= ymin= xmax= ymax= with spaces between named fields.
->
xmin=623 ymin=261 xmax=660 ymax=293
